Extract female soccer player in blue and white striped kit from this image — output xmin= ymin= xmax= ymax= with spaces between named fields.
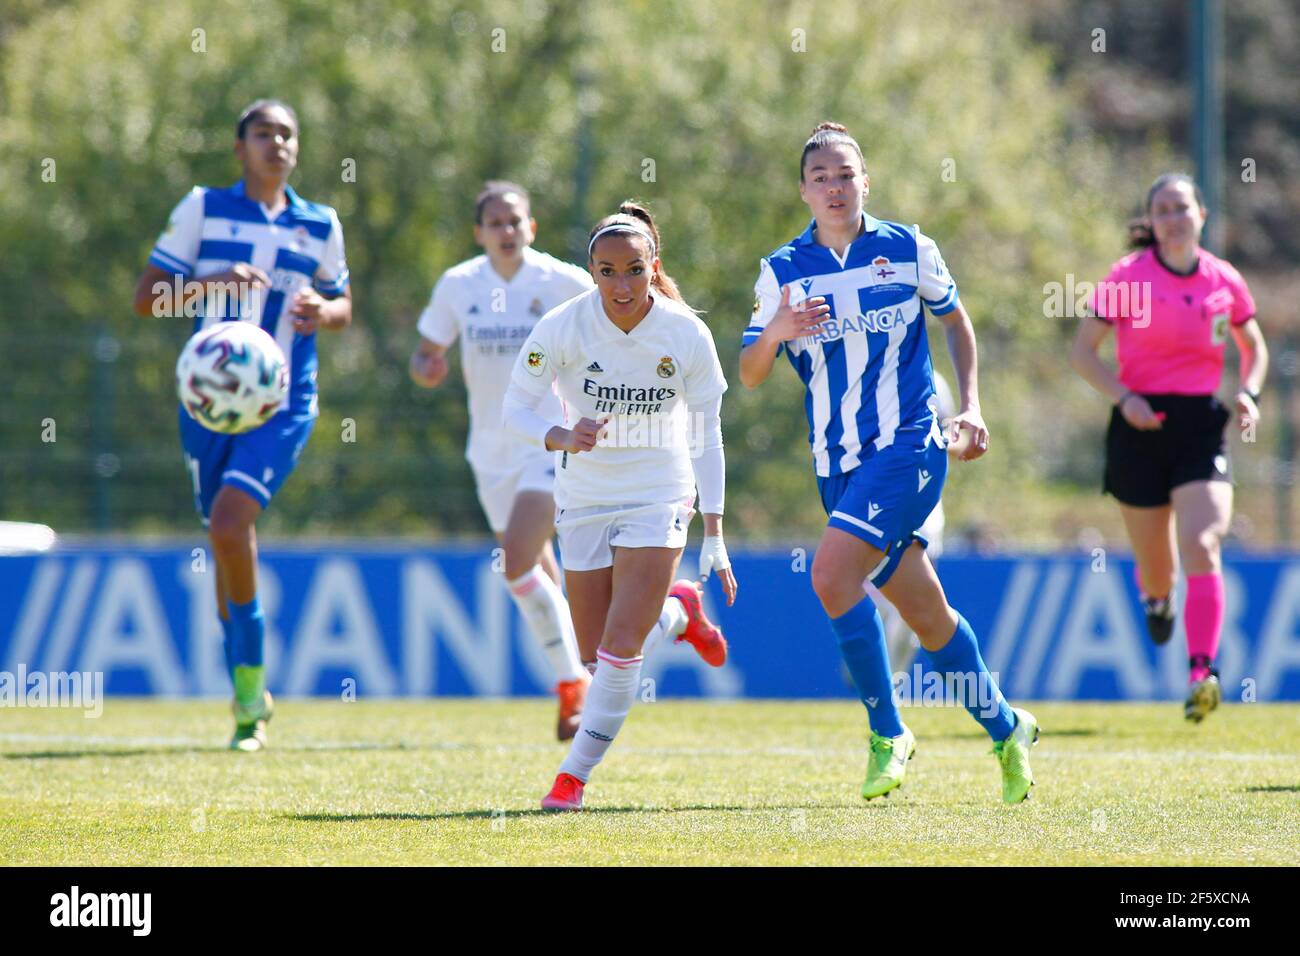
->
xmin=741 ymin=122 xmax=1038 ymax=803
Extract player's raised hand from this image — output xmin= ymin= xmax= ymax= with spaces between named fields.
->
xmin=290 ymin=288 xmax=330 ymax=334
xmin=409 ymin=350 xmax=449 ymax=388
xmin=766 ymin=284 xmax=830 ymax=343
xmin=213 ymin=262 xmax=271 ymax=289
xmin=556 ymin=416 xmax=608 ymax=453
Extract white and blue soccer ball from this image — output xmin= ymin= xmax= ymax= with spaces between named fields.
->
xmin=176 ymin=322 xmax=288 ymax=434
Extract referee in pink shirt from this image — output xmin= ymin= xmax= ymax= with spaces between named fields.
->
xmin=1071 ymin=172 xmax=1269 ymax=723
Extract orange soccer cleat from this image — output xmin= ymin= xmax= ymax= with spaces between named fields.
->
xmin=555 ymin=676 xmax=589 ymax=741
xmin=668 ymin=580 xmax=728 ymax=667
xmin=540 ymin=772 xmax=585 ymax=811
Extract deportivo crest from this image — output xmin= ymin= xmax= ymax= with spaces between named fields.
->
xmin=524 ymin=344 xmax=546 ymax=376
xmin=529 ymin=298 xmax=545 ymax=317
xmin=872 ymin=256 xmax=896 ymax=280
xmin=656 ymin=355 xmax=676 ymax=379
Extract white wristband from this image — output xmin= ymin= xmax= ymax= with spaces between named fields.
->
xmin=699 ymin=534 xmax=730 ymax=582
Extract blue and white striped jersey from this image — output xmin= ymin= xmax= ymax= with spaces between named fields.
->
xmin=743 ymin=213 xmax=958 ymax=477
xmin=149 ymin=181 xmax=349 ymax=414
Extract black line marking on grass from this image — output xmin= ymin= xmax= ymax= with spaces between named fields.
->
xmin=3 ymin=747 xmax=224 ymax=759
xmin=1244 ymin=784 xmax=1300 ymax=793
xmin=289 ymin=805 xmax=764 ymax=821
xmin=3 ymin=742 xmax=416 ymax=759
xmin=912 ymin=727 xmax=1094 ymax=741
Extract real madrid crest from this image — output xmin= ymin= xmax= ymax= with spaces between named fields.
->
xmin=529 ymin=298 xmax=545 ymax=317
xmin=657 ymin=355 xmax=675 ymax=379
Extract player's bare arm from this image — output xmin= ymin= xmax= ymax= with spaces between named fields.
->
xmin=132 ymin=262 xmax=272 ymax=318
xmin=1069 ymin=313 xmax=1162 ymax=430
xmin=935 ymin=300 xmax=989 ymax=460
xmin=1230 ymin=317 xmax=1267 ymax=430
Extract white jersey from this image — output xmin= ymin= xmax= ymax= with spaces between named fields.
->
xmin=510 ymin=289 xmax=728 ymax=510
xmin=418 ymin=246 xmax=593 ymax=472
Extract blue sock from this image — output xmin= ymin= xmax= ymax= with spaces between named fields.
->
xmin=228 ymin=596 xmax=265 ymax=668
xmin=219 ymin=613 xmax=237 ymax=682
xmin=925 ymin=613 xmax=1015 ymax=741
xmin=830 ymin=597 xmax=904 ymax=738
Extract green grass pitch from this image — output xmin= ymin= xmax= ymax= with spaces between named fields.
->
xmin=2 ymin=699 xmax=1297 ymax=866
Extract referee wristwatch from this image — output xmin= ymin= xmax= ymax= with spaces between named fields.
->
xmin=1243 ymin=388 xmax=1262 ymax=404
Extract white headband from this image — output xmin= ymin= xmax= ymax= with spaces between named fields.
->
xmin=587 ymin=223 xmax=656 ymax=260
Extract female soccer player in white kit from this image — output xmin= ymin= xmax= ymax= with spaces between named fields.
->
xmin=409 ymin=182 xmax=594 ymax=739
xmin=503 ymin=202 xmax=738 ymax=811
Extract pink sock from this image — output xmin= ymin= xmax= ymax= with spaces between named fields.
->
xmin=1184 ymin=573 xmax=1224 ymax=683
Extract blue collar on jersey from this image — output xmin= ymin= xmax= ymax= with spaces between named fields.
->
xmin=229 ymin=179 xmax=307 ymax=210
xmin=795 ymin=210 xmax=881 ymax=246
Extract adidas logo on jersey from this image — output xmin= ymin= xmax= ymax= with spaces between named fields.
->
xmin=918 ymin=469 xmax=932 ymax=492
xmin=586 ymin=361 xmax=604 ymax=373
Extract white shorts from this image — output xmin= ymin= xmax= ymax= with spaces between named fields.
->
xmin=555 ymin=498 xmax=695 ymax=572
xmin=472 ymin=452 xmax=557 ymax=533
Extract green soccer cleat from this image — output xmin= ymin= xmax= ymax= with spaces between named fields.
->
xmin=230 ymin=689 xmax=274 ymax=752
xmin=1184 ymin=675 xmax=1221 ymax=723
xmin=991 ymin=707 xmax=1039 ymax=804
xmin=861 ymin=725 xmax=916 ymax=800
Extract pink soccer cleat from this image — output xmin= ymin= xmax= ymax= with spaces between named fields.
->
xmin=668 ymin=580 xmax=728 ymax=667
xmin=541 ymin=772 xmax=585 ymax=811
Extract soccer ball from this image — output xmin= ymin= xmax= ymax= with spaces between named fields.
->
xmin=176 ymin=322 xmax=288 ymax=434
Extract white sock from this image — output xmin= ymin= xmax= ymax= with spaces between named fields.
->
xmin=507 ymin=568 xmax=585 ymax=683
xmin=640 ymin=596 xmax=689 ymax=658
xmin=558 ymin=650 xmax=643 ymax=782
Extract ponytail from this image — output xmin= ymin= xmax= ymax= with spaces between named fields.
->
xmin=588 ymin=200 xmax=696 ymax=311
xmin=1127 ymin=218 xmax=1156 ymax=249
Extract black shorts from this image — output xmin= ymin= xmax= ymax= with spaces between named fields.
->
xmin=1104 ymin=393 xmax=1232 ymax=507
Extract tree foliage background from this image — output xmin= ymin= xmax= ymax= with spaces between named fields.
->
xmin=1 ymin=0 xmax=1295 ymax=547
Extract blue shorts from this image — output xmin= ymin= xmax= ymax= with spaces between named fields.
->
xmin=817 ymin=436 xmax=948 ymax=587
xmin=179 ymin=406 xmax=316 ymax=524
